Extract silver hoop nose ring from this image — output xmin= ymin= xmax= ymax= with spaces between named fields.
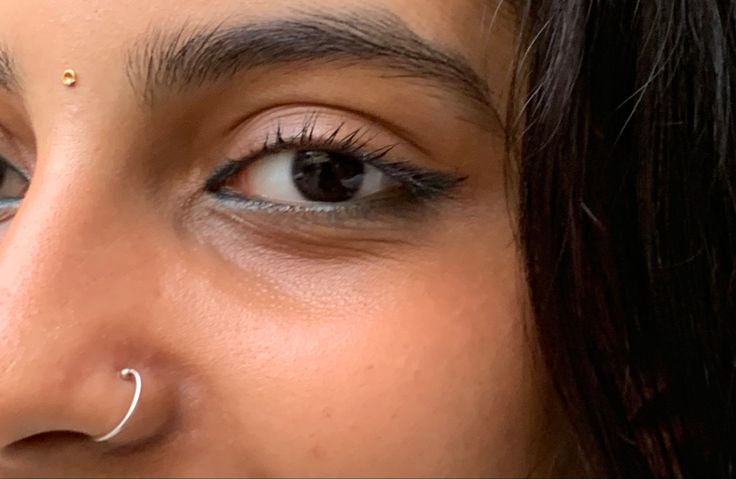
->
xmin=92 ymin=368 xmax=142 ymax=442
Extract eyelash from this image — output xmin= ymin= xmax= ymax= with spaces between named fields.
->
xmin=204 ymin=118 xmax=466 ymax=213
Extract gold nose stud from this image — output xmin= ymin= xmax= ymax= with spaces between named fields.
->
xmin=62 ymin=69 xmax=78 ymax=87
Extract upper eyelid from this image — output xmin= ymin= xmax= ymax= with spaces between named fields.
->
xmin=224 ymin=103 xmax=433 ymax=157
xmin=226 ymin=110 xmax=413 ymax=162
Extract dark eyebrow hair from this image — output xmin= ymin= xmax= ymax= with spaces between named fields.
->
xmin=126 ymin=12 xmax=499 ymax=125
xmin=0 ymin=45 xmax=17 ymax=91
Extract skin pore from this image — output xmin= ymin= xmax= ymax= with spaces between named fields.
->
xmin=0 ymin=0 xmax=567 ymax=476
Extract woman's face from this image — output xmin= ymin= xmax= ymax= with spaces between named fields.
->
xmin=0 ymin=1 xmax=556 ymax=476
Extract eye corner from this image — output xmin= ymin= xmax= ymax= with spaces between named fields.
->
xmin=0 ymin=154 xmax=30 ymax=203
xmin=204 ymin=159 xmax=246 ymax=193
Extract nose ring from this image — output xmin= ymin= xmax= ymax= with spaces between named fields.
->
xmin=92 ymin=368 xmax=142 ymax=442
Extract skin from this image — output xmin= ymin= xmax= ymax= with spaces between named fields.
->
xmin=0 ymin=0 xmax=570 ymax=476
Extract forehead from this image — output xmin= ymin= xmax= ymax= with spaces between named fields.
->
xmin=0 ymin=0 xmax=488 ymax=41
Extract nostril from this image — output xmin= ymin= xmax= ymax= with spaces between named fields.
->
xmin=0 ymin=430 xmax=115 ymax=472
xmin=5 ymin=430 xmax=90 ymax=452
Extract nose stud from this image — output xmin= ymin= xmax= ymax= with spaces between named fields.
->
xmin=62 ymin=69 xmax=78 ymax=87
xmin=92 ymin=368 xmax=142 ymax=443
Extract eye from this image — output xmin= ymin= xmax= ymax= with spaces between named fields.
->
xmin=223 ymin=149 xmax=400 ymax=206
xmin=205 ymin=114 xmax=467 ymax=217
xmin=0 ymin=157 xmax=28 ymax=201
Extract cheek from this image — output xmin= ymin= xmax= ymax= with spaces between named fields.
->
xmin=164 ymin=221 xmax=541 ymax=476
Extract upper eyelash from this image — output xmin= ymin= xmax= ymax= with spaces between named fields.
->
xmin=265 ymin=117 xmax=396 ymax=164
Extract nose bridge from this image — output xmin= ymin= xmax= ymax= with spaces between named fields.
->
xmin=0 ymin=154 xmax=173 ymax=448
xmin=0 ymin=161 xmax=157 ymax=331
xmin=0 ymin=139 xmax=168 ymax=350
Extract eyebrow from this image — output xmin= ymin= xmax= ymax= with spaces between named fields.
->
xmin=126 ymin=12 xmax=499 ymax=125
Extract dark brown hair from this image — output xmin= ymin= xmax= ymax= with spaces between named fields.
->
xmin=512 ymin=1 xmax=735 ymax=476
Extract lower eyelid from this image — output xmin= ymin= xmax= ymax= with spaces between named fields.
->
xmin=0 ymin=199 xmax=21 ymax=220
xmin=204 ymin=190 xmax=433 ymax=232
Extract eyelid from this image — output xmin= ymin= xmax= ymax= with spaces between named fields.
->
xmin=222 ymin=101 xmax=434 ymax=156
xmin=222 ymin=108 xmax=423 ymax=165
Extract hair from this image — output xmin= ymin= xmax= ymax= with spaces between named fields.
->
xmin=509 ymin=1 xmax=736 ymax=477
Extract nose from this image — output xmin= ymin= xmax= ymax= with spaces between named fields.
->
xmin=0 ymin=169 xmax=179 ymax=471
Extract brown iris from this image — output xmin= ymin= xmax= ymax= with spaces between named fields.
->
xmin=291 ymin=150 xmax=366 ymax=202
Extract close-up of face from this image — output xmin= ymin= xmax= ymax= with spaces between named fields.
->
xmin=0 ymin=0 xmax=570 ymax=476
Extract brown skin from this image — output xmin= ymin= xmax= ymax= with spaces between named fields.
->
xmin=0 ymin=1 xmax=565 ymax=476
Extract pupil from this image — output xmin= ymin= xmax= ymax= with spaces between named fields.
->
xmin=292 ymin=151 xmax=365 ymax=202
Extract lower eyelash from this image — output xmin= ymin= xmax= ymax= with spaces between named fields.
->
xmin=208 ymin=187 xmax=445 ymax=228
xmin=213 ymin=189 xmax=360 ymax=214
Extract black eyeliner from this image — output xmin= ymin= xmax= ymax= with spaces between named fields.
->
xmin=368 ymin=160 xmax=467 ymax=200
